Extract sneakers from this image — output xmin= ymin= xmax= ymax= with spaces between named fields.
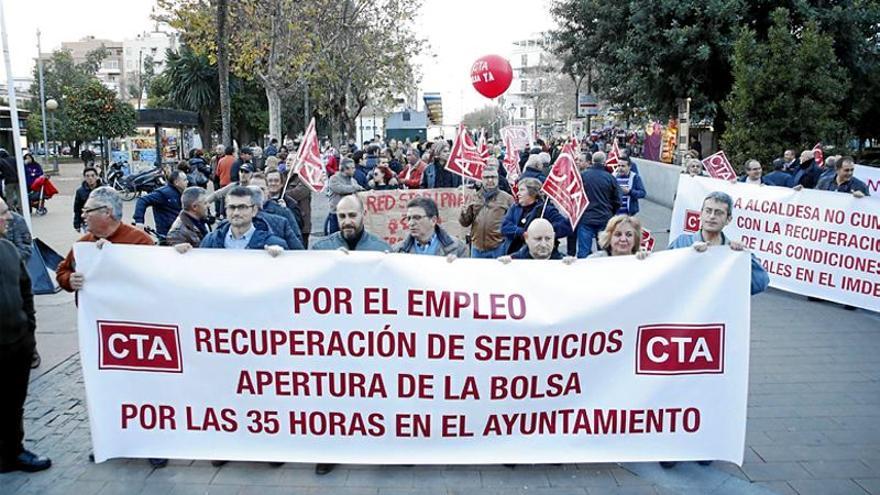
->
xmin=0 ymin=450 xmax=52 ymax=473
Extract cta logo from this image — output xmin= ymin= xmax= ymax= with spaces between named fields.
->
xmin=684 ymin=209 xmax=701 ymax=233
xmin=98 ymin=321 xmax=183 ymax=373
xmin=636 ymin=323 xmax=724 ymax=375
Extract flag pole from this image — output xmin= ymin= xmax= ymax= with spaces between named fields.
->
xmin=540 ymin=196 xmax=548 ymax=218
xmin=0 ymin=0 xmax=32 ymax=229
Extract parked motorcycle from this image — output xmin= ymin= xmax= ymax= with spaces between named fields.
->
xmin=107 ymin=161 xmax=166 ymax=201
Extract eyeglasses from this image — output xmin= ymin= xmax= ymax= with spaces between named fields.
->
xmin=82 ymin=205 xmax=109 ymax=215
xmin=226 ymin=204 xmax=254 ymax=212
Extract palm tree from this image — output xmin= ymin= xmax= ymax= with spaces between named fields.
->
xmin=163 ymin=46 xmax=220 ymax=150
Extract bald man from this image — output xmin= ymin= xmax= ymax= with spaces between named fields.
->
xmin=311 ymin=195 xmax=390 ymax=252
xmin=498 ymin=218 xmax=563 ymax=261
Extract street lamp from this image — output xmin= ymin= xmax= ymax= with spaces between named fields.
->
xmin=45 ymin=98 xmax=58 ymax=172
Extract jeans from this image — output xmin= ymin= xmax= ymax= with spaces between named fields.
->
xmin=577 ymin=222 xmax=605 ymax=258
xmin=565 ymin=233 xmax=578 ymax=256
xmin=324 ymin=213 xmax=339 ymax=236
xmin=471 ymin=240 xmax=509 ymax=259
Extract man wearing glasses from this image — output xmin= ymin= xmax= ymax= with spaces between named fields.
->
xmin=174 ymin=186 xmax=285 ymax=254
xmin=662 ymin=191 xmax=769 ymax=470
xmin=57 ymin=187 xmax=155 ymax=293
xmin=392 ymin=197 xmax=467 ymax=257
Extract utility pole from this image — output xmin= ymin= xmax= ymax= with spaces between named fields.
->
xmin=36 ymin=29 xmax=54 ymax=173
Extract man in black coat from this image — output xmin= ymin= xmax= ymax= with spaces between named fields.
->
xmin=577 ymin=151 xmax=621 ymax=258
xmin=0 ymin=197 xmax=51 ymax=473
xmin=73 ymin=167 xmax=102 ymax=232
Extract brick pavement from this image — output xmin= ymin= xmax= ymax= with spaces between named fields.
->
xmin=2 ymin=200 xmax=879 ymax=495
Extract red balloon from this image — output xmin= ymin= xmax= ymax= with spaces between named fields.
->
xmin=471 ymin=54 xmax=513 ymax=99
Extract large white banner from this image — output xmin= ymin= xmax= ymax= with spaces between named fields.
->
xmin=855 ymin=165 xmax=880 ymax=196
xmin=76 ymin=244 xmax=751 ymax=465
xmin=671 ymin=176 xmax=880 ymax=311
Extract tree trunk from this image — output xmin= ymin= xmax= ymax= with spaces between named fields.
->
xmin=216 ymin=0 xmax=232 ymax=147
xmin=200 ymin=109 xmax=214 ymax=151
xmin=266 ymin=85 xmax=282 ymax=143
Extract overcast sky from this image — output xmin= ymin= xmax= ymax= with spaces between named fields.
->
xmin=0 ymin=0 xmax=555 ymax=123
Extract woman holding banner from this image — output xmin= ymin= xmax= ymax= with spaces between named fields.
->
xmin=588 ymin=215 xmax=649 ymax=259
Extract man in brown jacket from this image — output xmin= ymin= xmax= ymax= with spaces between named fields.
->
xmin=165 ymin=187 xmax=210 ymax=246
xmin=459 ymin=164 xmax=513 ymax=258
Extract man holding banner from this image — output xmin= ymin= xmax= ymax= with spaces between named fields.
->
xmin=816 ymin=156 xmax=870 ymax=197
xmin=312 ymin=195 xmax=390 ymax=252
xmin=392 ymin=197 xmax=467 ymax=257
xmin=669 ymin=191 xmax=770 ymax=296
xmin=459 ymin=165 xmax=513 ymax=258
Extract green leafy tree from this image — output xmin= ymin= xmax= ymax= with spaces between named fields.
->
xmin=65 ymin=79 xmax=136 ymax=143
xmin=160 ymin=45 xmax=221 ymax=150
xmin=26 ymin=48 xmax=114 ymax=152
xmin=723 ymin=9 xmax=848 ymax=167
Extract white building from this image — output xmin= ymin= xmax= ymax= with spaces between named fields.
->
xmin=0 ymin=77 xmax=35 ymax=107
xmin=123 ymin=31 xmax=178 ymax=105
xmin=505 ymin=33 xmax=553 ymax=139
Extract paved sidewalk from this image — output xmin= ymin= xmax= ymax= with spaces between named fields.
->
xmin=2 ymin=200 xmax=879 ymax=495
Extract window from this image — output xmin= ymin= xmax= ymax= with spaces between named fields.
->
xmin=520 ymin=107 xmax=527 ymax=118
xmin=521 ymin=53 xmax=528 ymax=67
xmin=403 ymin=111 xmax=411 ymax=122
xmin=520 ymin=80 xmax=528 ymax=93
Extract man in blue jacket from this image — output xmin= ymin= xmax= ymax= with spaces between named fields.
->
xmin=577 ymin=151 xmax=621 ymax=258
xmin=763 ymin=159 xmax=794 ymax=187
xmin=248 ymin=174 xmax=304 ymax=248
xmin=186 ymin=186 xmax=286 ymax=251
xmin=613 ymin=157 xmax=646 ymax=215
xmin=668 ymin=191 xmax=770 ymax=296
xmin=133 ymin=170 xmax=187 ymax=237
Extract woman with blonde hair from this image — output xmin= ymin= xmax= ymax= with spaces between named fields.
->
xmin=588 ymin=214 xmax=649 ymax=259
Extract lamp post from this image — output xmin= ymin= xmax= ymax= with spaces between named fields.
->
xmin=45 ymin=98 xmax=58 ymax=172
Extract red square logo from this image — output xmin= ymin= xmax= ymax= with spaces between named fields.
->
xmin=636 ymin=323 xmax=725 ymax=375
xmin=97 ymin=321 xmax=183 ymax=373
xmin=684 ymin=209 xmax=702 ymax=233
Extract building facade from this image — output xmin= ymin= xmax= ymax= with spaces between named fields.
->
xmin=123 ymin=31 xmax=178 ymax=105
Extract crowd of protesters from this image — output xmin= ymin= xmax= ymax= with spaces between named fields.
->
xmin=1 ymin=128 xmax=873 ymax=476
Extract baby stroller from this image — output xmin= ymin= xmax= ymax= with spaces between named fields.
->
xmin=29 ymin=175 xmax=58 ymax=216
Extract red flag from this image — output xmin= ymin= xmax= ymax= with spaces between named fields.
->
xmin=701 ymin=150 xmax=737 ymax=181
xmin=478 ymin=129 xmax=490 ymax=164
xmin=540 ymin=142 xmax=589 ymax=229
xmin=502 ymin=134 xmax=521 ymax=184
xmin=605 ymin=139 xmax=621 ymax=169
xmin=446 ymin=124 xmax=484 ymax=181
xmin=640 ymin=228 xmax=656 ymax=252
xmin=285 ymin=117 xmax=326 ymax=193
xmin=813 ymin=142 xmax=824 ymax=168
xmin=571 ymin=136 xmax=580 ymax=153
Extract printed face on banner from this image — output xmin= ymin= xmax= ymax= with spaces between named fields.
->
xmin=701 ymin=151 xmax=737 ymax=181
xmin=684 ymin=209 xmax=702 ymax=233
xmin=636 ymin=324 xmax=725 ymax=375
xmin=98 ymin=321 xmax=183 ymax=373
